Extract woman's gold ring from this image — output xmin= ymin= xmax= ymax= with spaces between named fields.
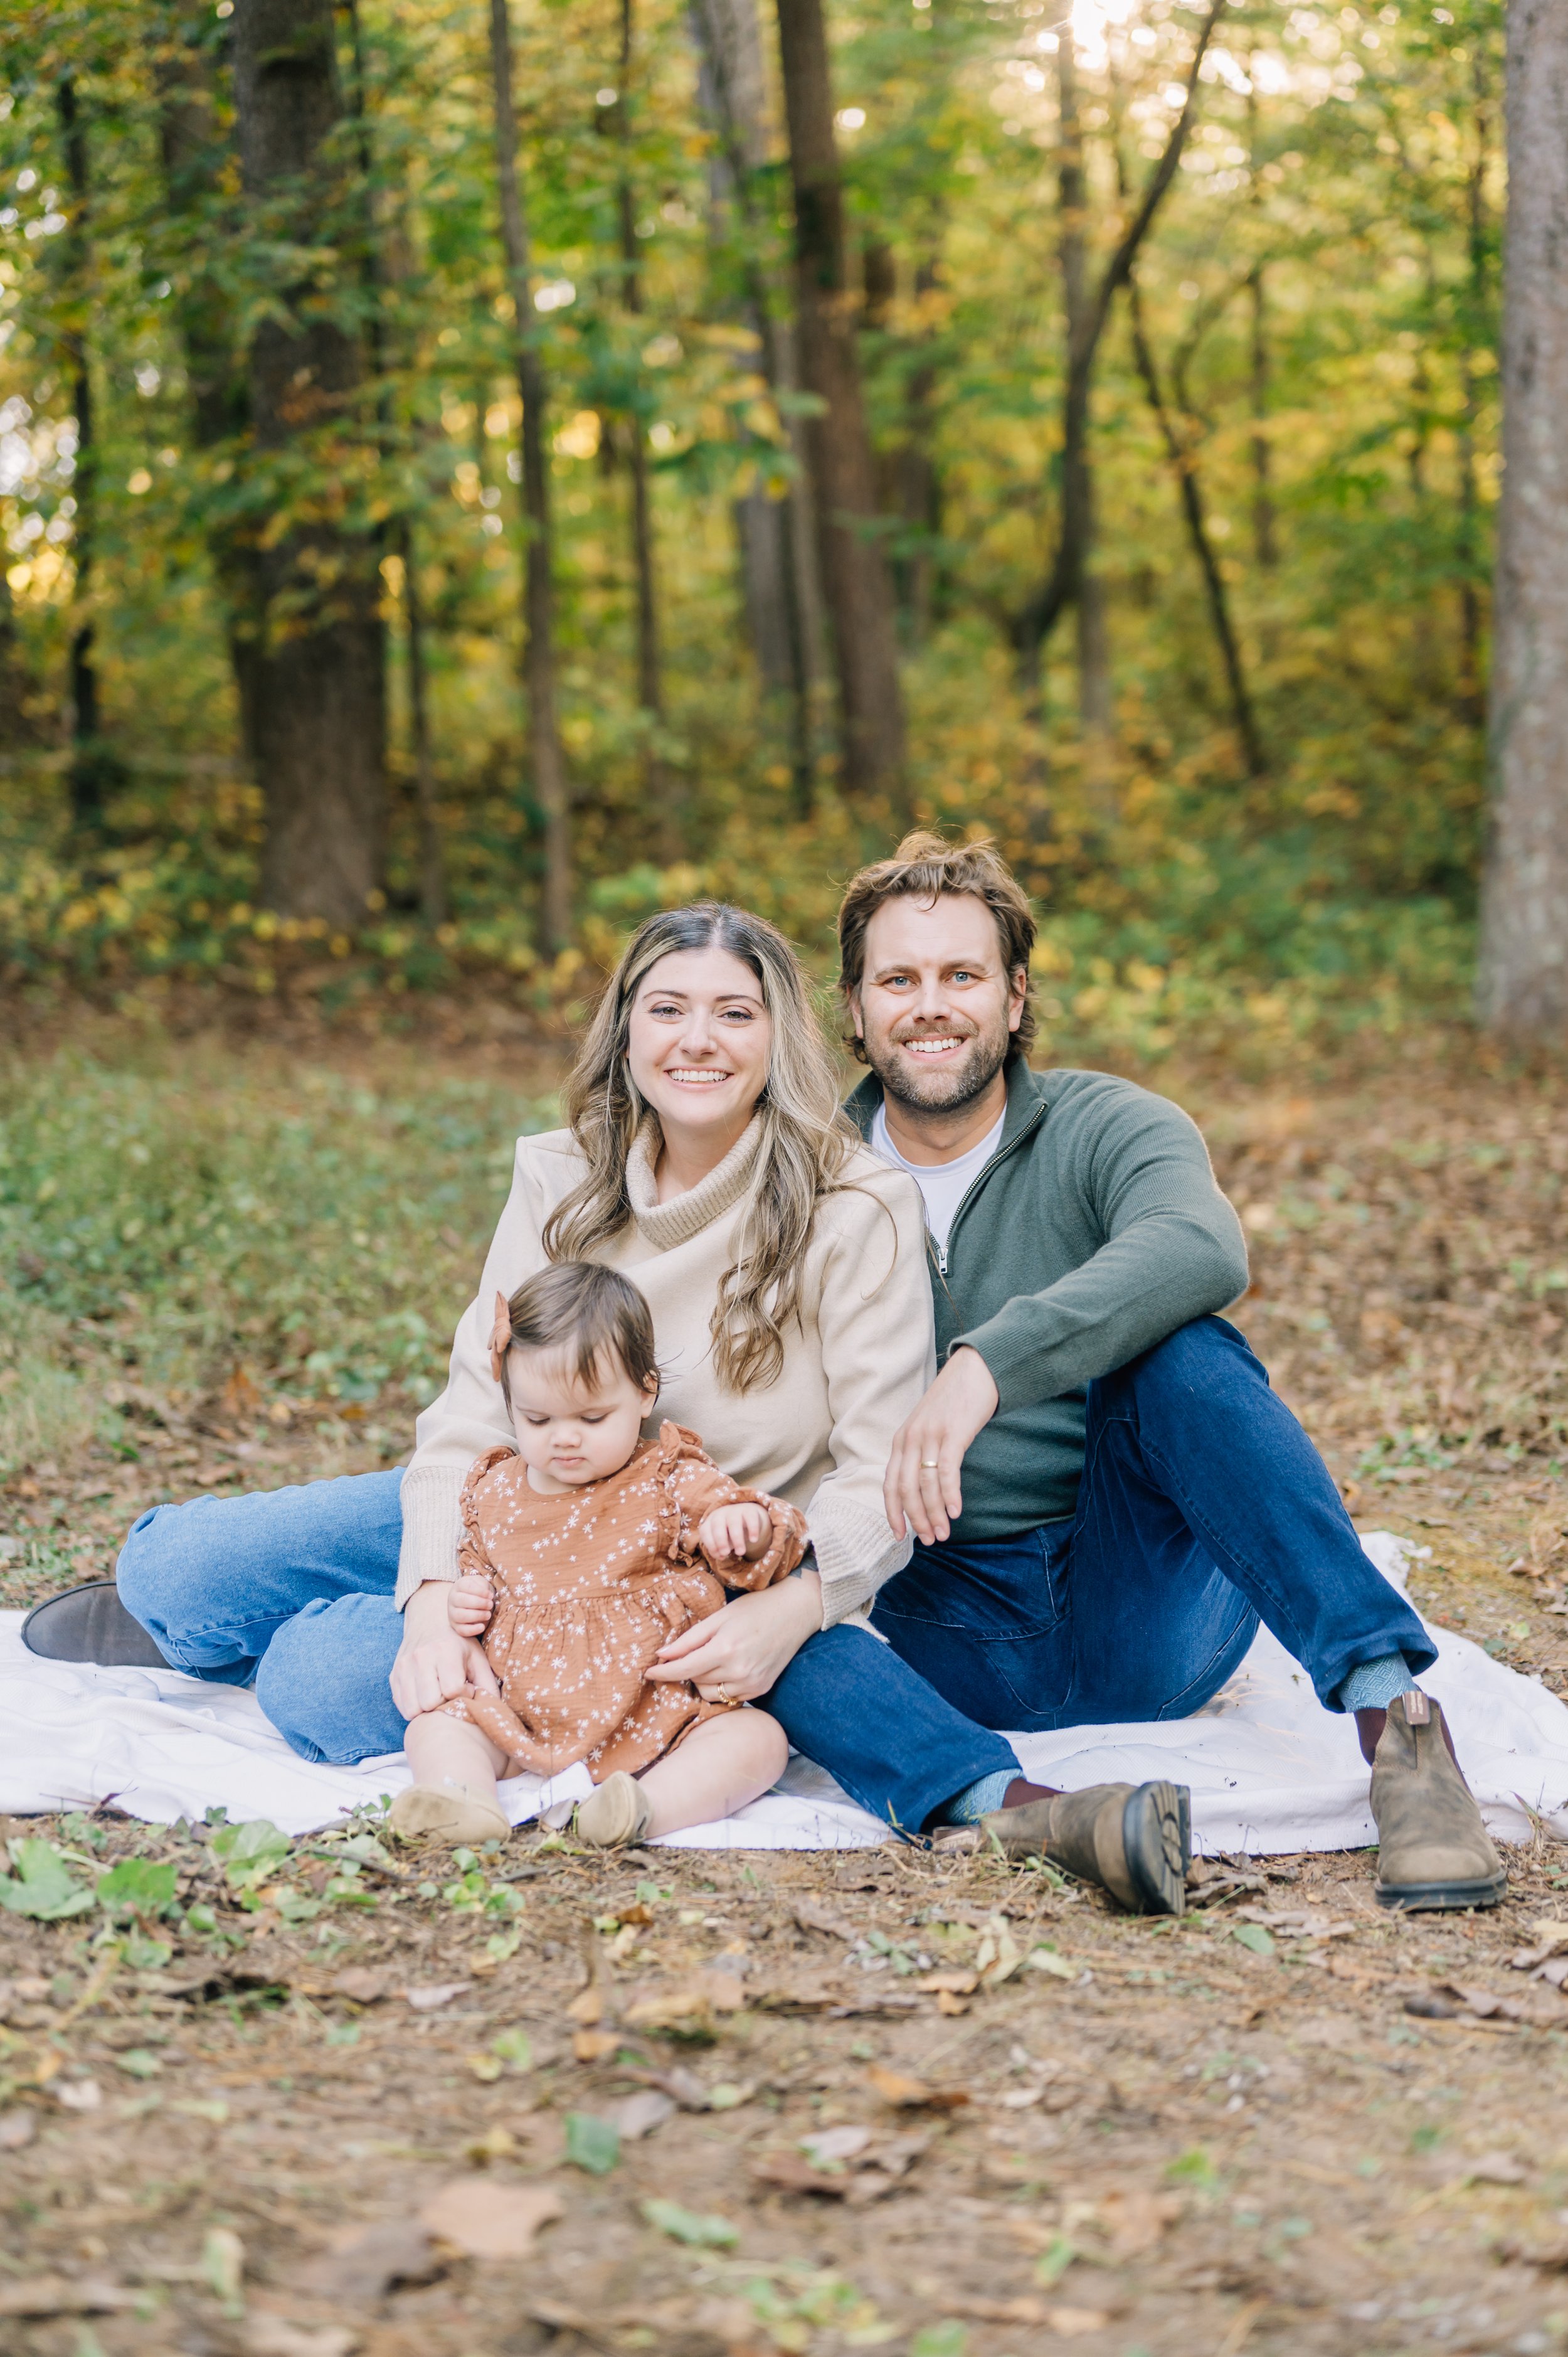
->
xmin=716 ymin=1684 xmax=734 ymax=1706
xmin=920 ymin=1458 xmax=940 ymax=1469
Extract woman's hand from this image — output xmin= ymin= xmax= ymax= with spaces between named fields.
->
xmin=646 ymin=1570 xmax=822 ymax=1703
xmin=390 ymin=1580 xmax=502 ymax=1720
xmin=883 ymin=1346 xmax=1000 ymax=1546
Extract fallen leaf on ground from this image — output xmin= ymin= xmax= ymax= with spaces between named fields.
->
xmin=329 ymin=1970 xmax=386 ymax=2003
xmin=1467 ymin=2152 xmax=1529 ymax=2185
xmin=54 ymin=2078 xmax=101 ymax=2111
xmin=403 ymin=1981 xmax=469 ymax=2011
xmin=610 ymin=2089 xmax=675 ymax=2140
xmin=0 ymin=2279 xmax=135 ymax=2318
xmin=0 ymin=2109 xmax=36 ymax=2149
xmin=294 ymin=2221 xmax=443 ymax=2301
xmin=564 ymin=2111 xmax=621 ymax=2174
xmin=751 ymin=2152 xmax=854 ymax=2199
xmin=800 ymin=2123 xmax=873 ymax=2166
xmin=791 ymin=1898 xmax=856 ymax=1940
xmin=1024 ymin=1949 xmax=1079 ymax=1982
xmin=566 ymin=1984 xmax=603 ymax=2026
xmin=947 ymin=2296 xmax=1047 ymax=2324
xmin=1098 ymin=2188 xmax=1183 ymax=2258
xmin=867 ymin=2063 xmax=970 ymax=2110
xmin=641 ymin=2197 xmax=739 ymax=2248
xmin=624 ymin=1971 xmax=743 ymax=2028
xmin=936 ymin=1989 xmax=970 ymax=2016
xmin=573 ymin=2029 xmax=619 ymax=2063
xmin=914 ymin=1969 xmax=979 ymax=1996
xmin=243 ymin=2321 xmax=359 ymax=2357
xmin=418 ymin=2179 xmax=564 ymax=2260
xmin=1044 ymin=2307 xmax=1112 ymax=2336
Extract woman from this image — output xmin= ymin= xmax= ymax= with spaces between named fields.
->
xmin=56 ymin=904 xmax=1026 ymax=1835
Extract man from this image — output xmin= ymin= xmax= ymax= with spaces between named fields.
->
xmin=837 ymin=829 xmax=1502 ymax=1915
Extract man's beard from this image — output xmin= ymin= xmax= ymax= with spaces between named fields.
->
xmin=867 ymin=1021 xmax=1011 ymax=1118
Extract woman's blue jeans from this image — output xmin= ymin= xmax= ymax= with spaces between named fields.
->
xmin=117 ymin=1317 xmax=1431 ymax=1835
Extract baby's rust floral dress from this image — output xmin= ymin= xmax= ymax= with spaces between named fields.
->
xmin=443 ymin=1421 xmax=807 ymax=1781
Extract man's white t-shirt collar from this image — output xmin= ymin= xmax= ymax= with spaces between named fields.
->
xmin=869 ymin=1100 xmax=1006 ymax=1254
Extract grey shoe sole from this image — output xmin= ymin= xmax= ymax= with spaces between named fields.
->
xmin=20 ymin=1580 xmax=169 ymax=1669
xmin=1374 ymin=1868 xmax=1507 ymax=1913
xmin=1122 ymin=1780 xmax=1190 ymax=1917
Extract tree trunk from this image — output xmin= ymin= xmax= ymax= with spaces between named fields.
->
xmin=1456 ymin=43 xmax=1490 ymax=730
xmin=614 ymin=0 xmax=676 ymax=846
xmin=1009 ymin=1 xmax=1219 ymax=678
xmin=1057 ymin=36 xmax=1113 ymax=744
xmin=1248 ymin=267 xmax=1276 ymax=570
xmin=56 ymin=77 xmax=105 ymax=830
xmin=230 ymin=0 xmax=386 ymax=925
xmin=897 ymin=250 xmax=943 ymax=646
xmin=401 ymin=523 xmax=447 ymax=928
xmin=691 ymin=0 xmax=817 ymax=811
xmin=489 ymin=0 xmax=571 ymax=958
xmin=1129 ymin=279 xmax=1265 ymax=778
xmin=1246 ymin=78 xmax=1276 ymax=572
xmin=1478 ymin=0 xmax=1568 ymax=1033
xmin=775 ymin=0 xmax=907 ymax=819
xmin=151 ymin=3 xmax=266 ymax=772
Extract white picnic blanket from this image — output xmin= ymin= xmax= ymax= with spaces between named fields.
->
xmin=2 ymin=1534 xmax=1566 ymax=1853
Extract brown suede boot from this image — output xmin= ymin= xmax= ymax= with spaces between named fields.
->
xmin=1371 ymin=1691 xmax=1506 ymax=1912
xmin=981 ymin=1780 xmax=1190 ymax=1915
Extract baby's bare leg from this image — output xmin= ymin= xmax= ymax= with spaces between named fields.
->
xmin=391 ymin=1709 xmax=512 ymax=1845
xmin=637 ymin=1708 xmax=789 ymax=1839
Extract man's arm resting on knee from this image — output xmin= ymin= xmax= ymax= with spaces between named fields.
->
xmin=390 ymin=1580 xmax=500 ymax=1719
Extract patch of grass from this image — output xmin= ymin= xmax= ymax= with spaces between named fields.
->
xmin=0 ymin=1040 xmax=559 ymax=1468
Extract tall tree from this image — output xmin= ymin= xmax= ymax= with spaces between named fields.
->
xmin=1128 ymin=276 xmax=1265 ymax=777
xmin=612 ymin=0 xmax=674 ymax=838
xmin=1009 ymin=4 xmax=1220 ymax=694
xmin=489 ymin=0 xmax=571 ymax=959
xmin=691 ymin=0 xmax=817 ymax=812
xmin=775 ymin=0 xmax=907 ymax=819
xmin=56 ymin=75 xmax=104 ymax=829
xmin=1456 ymin=40 xmax=1490 ymax=730
xmin=230 ymin=0 xmax=387 ymax=925
xmin=1478 ymin=0 xmax=1568 ymax=1033
xmin=1056 ymin=32 xmax=1111 ymax=745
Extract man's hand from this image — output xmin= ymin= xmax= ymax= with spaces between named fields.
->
xmin=647 ymin=1571 xmax=822 ymax=1703
xmin=448 ymin=1572 xmax=496 ymax=1637
xmin=390 ymin=1580 xmax=502 ymax=1720
xmin=884 ymin=1346 xmax=1000 ymax=1546
xmin=698 ymin=1501 xmax=771 ymax=1565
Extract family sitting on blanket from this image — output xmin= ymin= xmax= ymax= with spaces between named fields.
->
xmin=26 ymin=833 xmax=1503 ymax=1914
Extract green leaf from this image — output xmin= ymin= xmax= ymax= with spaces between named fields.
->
xmin=0 ymin=1838 xmax=96 ymax=1920
xmin=1230 ymin=1923 xmax=1276 ymax=1957
xmin=97 ymin=1857 xmax=178 ymax=1917
xmin=490 ymin=2026 xmax=532 ymax=2070
xmin=1033 ymin=2234 xmax=1077 ymax=2288
xmin=564 ymin=2111 xmax=620 ymax=2174
xmin=209 ymin=1819 xmax=290 ymax=1890
xmin=115 ymin=2048 xmax=163 ymax=2079
xmin=640 ymin=2198 xmax=739 ymax=2248
xmin=123 ymin=1933 xmax=174 ymax=1971
xmin=909 ymin=2326 xmax=968 ymax=2357
xmin=1165 ymin=2146 xmax=1220 ymax=2188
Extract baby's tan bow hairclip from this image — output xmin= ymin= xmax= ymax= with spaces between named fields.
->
xmin=489 ymin=1290 xmax=512 ymax=1385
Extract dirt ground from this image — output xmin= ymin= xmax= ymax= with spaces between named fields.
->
xmin=6 ymin=1024 xmax=1568 ymax=2357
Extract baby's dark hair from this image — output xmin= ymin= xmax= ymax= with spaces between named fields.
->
xmin=495 ymin=1262 xmax=660 ymax=1408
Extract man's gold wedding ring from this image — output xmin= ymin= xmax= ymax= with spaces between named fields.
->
xmin=716 ymin=1684 xmax=734 ymax=1706
xmin=920 ymin=1458 xmax=940 ymax=1469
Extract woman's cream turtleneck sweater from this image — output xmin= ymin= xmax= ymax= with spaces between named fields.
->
xmin=395 ymin=1115 xmax=935 ymax=1627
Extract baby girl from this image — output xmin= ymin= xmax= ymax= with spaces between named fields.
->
xmin=389 ymin=1260 xmax=804 ymax=1849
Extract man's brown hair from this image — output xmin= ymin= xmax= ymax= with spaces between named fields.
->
xmin=837 ymin=830 xmax=1037 ymax=1063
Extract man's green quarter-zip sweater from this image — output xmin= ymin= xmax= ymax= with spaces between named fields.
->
xmin=844 ymin=1057 xmax=1249 ymax=1543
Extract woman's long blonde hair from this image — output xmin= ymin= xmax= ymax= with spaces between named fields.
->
xmin=542 ymin=903 xmax=854 ymax=1392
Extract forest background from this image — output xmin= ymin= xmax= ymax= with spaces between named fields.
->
xmin=0 ymin=0 xmax=1503 ymax=1064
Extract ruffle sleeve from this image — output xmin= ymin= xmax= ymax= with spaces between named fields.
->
xmin=654 ymin=1421 xmax=808 ymax=1589
xmin=457 ymin=1444 xmax=517 ymax=1580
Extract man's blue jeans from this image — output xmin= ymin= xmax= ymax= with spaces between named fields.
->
xmin=117 ymin=1317 xmax=1431 ymax=1834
